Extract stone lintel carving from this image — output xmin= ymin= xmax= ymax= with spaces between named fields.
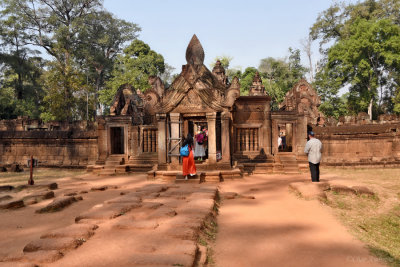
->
xmin=206 ymin=112 xmax=217 ymax=120
xmin=249 ymin=72 xmax=266 ymax=96
xmin=156 ymin=113 xmax=166 ymax=121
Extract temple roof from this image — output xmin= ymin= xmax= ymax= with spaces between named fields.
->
xmin=156 ymin=35 xmax=240 ymax=114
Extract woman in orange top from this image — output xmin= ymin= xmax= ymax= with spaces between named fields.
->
xmin=182 ymin=133 xmax=196 ymax=180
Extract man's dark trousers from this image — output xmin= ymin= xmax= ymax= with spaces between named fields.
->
xmin=309 ymin=162 xmax=320 ymax=182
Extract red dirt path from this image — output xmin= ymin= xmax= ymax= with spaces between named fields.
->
xmin=215 ymin=174 xmax=385 ymax=267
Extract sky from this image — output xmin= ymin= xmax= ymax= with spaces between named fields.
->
xmin=103 ymin=0 xmax=355 ymax=77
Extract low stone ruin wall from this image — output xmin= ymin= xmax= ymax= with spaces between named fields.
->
xmin=0 ymin=130 xmax=98 ymax=168
xmin=314 ymin=123 xmax=400 ymax=167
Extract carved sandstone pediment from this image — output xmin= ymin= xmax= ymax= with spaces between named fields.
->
xmin=156 ymin=34 xmax=239 ymax=114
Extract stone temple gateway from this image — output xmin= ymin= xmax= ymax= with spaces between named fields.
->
xmin=92 ymin=35 xmax=323 ymax=180
xmin=1 ymin=35 xmax=399 ymax=178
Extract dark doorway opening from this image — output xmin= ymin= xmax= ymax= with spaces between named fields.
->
xmin=183 ymin=116 xmax=209 ymax=161
xmin=278 ymin=123 xmax=293 ymax=152
xmin=110 ymin=127 xmax=124 ymax=154
xmin=307 ymin=125 xmax=313 ymax=141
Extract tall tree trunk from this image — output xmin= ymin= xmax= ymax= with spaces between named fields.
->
xmin=95 ymin=67 xmax=104 ymax=117
xmin=368 ymin=84 xmax=373 ymax=120
xmin=17 ymin=73 xmax=23 ymax=99
xmin=368 ymin=98 xmax=373 ymax=120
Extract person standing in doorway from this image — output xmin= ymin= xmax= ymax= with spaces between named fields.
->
xmin=304 ymin=131 xmax=322 ymax=182
xmin=182 ymin=133 xmax=196 ymax=180
xmin=278 ymin=135 xmax=283 ymax=151
xmin=194 ymin=130 xmax=206 ymax=160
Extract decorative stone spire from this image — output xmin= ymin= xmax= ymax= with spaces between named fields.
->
xmin=212 ymin=60 xmax=227 ymax=85
xmin=185 ymin=34 xmax=205 ymax=65
xmin=249 ymin=72 xmax=265 ymax=96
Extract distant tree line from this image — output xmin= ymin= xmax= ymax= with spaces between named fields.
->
xmin=1 ymin=0 xmax=399 ymax=121
xmin=0 ymin=0 xmax=169 ymax=121
xmin=213 ymin=0 xmax=400 ymax=119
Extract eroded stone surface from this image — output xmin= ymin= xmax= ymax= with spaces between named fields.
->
xmin=23 ymin=191 xmax=54 ymax=205
xmin=23 ymin=250 xmax=64 ymax=263
xmin=36 ymin=196 xmax=79 ymax=213
xmin=40 ymin=224 xmax=98 ymax=239
xmin=23 ymin=237 xmax=83 ymax=252
xmin=289 ymin=182 xmax=327 ymax=201
xmin=0 ymin=200 xmax=25 ymax=210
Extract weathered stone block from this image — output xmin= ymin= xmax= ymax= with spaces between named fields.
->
xmin=23 ymin=250 xmax=64 ymax=263
xmin=40 ymin=224 xmax=98 ymax=239
xmin=36 ymin=196 xmax=78 ymax=213
xmin=0 ymin=200 xmax=25 ymax=209
xmin=23 ymin=237 xmax=83 ymax=252
xmin=23 ymin=191 xmax=55 ymax=205
xmin=113 ymin=219 xmax=159 ymax=230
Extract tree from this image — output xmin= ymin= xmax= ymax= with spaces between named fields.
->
xmin=258 ymin=48 xmax=307 ymax=109
xmin=310 ymin=0 xmax=400 ymax=117
xmin=100 ymin=39 xmax=166 ymax=108
xmin=0 ymin=0 xmax=140 ymax=121
xmin=75 ymin=11 xmax=139 ymax=116
xmin=239 ymin=67 xmax=258 ymax=96
xmin=325 ymin=18 xmax=400 ymax=118
xmin=300 ymin=36 xmax=314 ymax=82
xmin=0 ymin=11 xmax=44 ymax=119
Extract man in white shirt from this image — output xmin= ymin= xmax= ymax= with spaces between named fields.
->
xmin=304 ymin=131 xmax=322 ymax=182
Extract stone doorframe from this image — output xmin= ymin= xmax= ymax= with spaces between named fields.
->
xmin=271 ymin=119 xmax=297 ymax=156
xmin=106 ymin=123 xmax=129 ymax=157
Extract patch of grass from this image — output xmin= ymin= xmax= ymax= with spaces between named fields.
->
xmin=197 ymin=200 xmax=219 ymax=266
xmin=323 ymin=168 xmax=400 ymax=266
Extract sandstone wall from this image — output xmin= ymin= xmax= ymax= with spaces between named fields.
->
xmin=0 ymin=120 xmax=98 ymax=167
xmin=314 ymin=124 xmax=400 ymax=167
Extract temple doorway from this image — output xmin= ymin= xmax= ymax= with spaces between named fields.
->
xmin=183 ymin=116 xmax=209 ymax=160
xmin=110 ymin=127 xmax=124 ymax=154
xmin=277 ymin=123 xmax=293 ymax=152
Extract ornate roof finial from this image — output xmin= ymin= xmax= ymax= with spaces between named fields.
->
xmin=249 ymin=71 xmax=266 ymax=96
xmin=185 ymin=34 xmax=204 ymax=65
xmin=212 ymin=59 xmax=227 ymax=85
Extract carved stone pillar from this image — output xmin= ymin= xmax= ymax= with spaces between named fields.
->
xmin=262 ymin=101 xmax=272 ymax=155
xmin=156 ymin=113 xmax=167 ymax=164
xmin=206 ymin=112 xmax=217 ymax=163
xmin=169 ymin=113 xmax=181 ymax=166
xmin=221 ymin=112 xmax=230 ymax=164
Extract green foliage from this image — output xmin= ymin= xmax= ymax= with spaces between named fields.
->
xmin=210 ymin=55 xmax=233 ymax=69
xmin=258 ymin=48 xmax=307 ymax=109
xmin=40 ymin=60 xmax=92 ymax=122
xmin=0 ymin=0 xmax=140 ymax=120
xmin=324 ymin=18 xmax=400 ymax=116
xmin=100 ymin=39 xmax=165 ymax=107
xmin=209 ymin=55 xmax=241 ymax=83
xmin=311 ymin=0 xmax=400 ymax=117
xmin=239 ymin=67 xmax=257 ymax=96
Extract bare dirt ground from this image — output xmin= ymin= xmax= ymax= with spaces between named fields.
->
xmin=0 ymin=169 xmax=393 ymax=267
xmin=215 ymin=173 xmax=386 ymax=267
xmin=0 ymin=171 xmax=217 ymax=266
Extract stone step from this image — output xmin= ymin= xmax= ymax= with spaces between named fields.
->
xmin=284 ymin=171 xmax=301 ymax=175
xmin=175 ymin=178 xmax=201 ymax=184
xmin=98 ymin=170 xmax=116 ymax=176
xmin=105 ymin=160 xmax=122 ymax=166
xmin=126 ymin=164 xmax=154 ymax=172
